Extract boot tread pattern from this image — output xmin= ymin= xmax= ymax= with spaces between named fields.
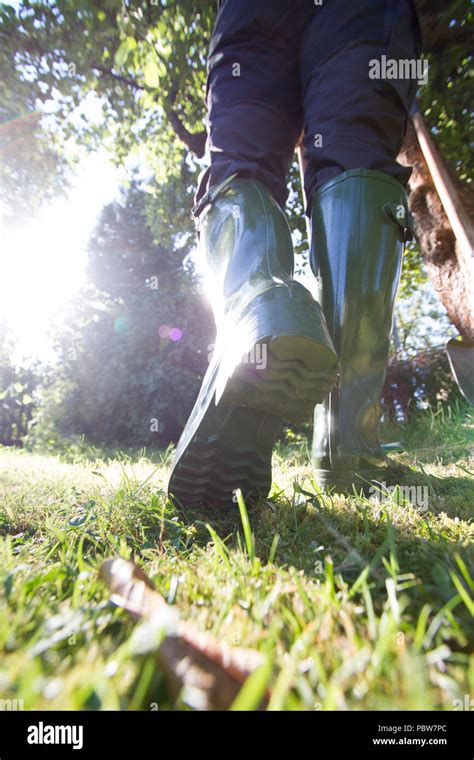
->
xmin=169 ymin=405 xmax=280 ymax=508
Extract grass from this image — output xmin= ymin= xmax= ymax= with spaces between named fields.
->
xmin=0 ymin=404 xmax=472 ymax=711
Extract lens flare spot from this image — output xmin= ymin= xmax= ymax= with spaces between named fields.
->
xmin=114 ymin=316 xmax=131 ymax=333
xmin=158 ymin=325 xmax=170 ymax=338
xmin=169 ymin=327 xmax=183 ymax=342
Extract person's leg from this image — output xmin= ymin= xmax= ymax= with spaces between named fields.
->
xmin=168 ymin=1 xmax=338 ymax=514
xmin=300 ymin=0 xmax=422 ymax=202
xmin=195 ymin=0 xmax=307 ymax=211
xmin=300 ymin=0 xmax=422 ymax=492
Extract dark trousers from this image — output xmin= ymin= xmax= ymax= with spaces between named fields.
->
xmin=195 ymin=0 xmax=422 ymax=214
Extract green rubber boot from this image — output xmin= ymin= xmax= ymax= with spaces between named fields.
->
xmin=309 ymin=169 xmax=412 ymax=494
xmin=168 ymin=176 xmax=338 ymax=512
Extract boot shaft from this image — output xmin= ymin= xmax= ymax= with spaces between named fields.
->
xmin=311 ymin=169 xmax=409 ymax=369
xmin=310 ymin=169 xmax=412 ymax=484
xmin=196 ymin=177 xmax=295 ymax=323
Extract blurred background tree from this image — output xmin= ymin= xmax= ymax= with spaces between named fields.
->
xmin=27 ymin=177 xmax=213 ymax=449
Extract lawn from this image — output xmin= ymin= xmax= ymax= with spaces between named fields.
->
xmin=0 ymin=405 xmax=472 ymax=710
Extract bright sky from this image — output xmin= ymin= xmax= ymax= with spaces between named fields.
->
xmin=0 ymin=153 xmax=120 ymax=363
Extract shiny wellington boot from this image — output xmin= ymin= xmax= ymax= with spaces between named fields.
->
xmin=310 ymin=169 xmax=412 ymax=494
xmin=168 ymin=176 xmax=338 ymax=512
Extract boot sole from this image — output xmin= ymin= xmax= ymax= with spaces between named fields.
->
xmin=168 ymin=288 xmax=338 ymax=510
xmin=220 ymin=334 xmax=337 ymax=424
xmin=313 ymin=468 xmax=389 ymax=495
xmin=169 ymin=406 xmax=281 ymax=510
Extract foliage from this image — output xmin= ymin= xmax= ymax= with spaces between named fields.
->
xmin=418 ymin=0 xmax=473 ymax=183
xmin=382 ymin=350 xmax=464 ymax=422
xmin=0 ymin=325 xmax=38 ymax=444
xmin=0 ymin=0 xmax=214 ymax=214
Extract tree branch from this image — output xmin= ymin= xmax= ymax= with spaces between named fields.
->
xmin=166 ymin=109 xmax=206 ymax=157
xmin=93 ymin=65 xmax=142 ymax=92
xmin=93 ymin=65 xmax=207 ymax=157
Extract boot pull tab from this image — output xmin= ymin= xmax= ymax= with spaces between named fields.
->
xmin=192 ymin=172 xmax=239 ymax=227
xmin=383 ymin=202 xmax=414 ymax=243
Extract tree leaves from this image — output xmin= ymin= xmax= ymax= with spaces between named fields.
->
xmin=114 ymin=36 xmax=137 ymax=67
xmin=143 ymin=57 xmax=161 ymax=89
xmin=0 ymin=0 xmax=215 ymax=212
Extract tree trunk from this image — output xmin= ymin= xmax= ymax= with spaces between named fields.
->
xmin=398 ymin=120 xmax=474 ymax=342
